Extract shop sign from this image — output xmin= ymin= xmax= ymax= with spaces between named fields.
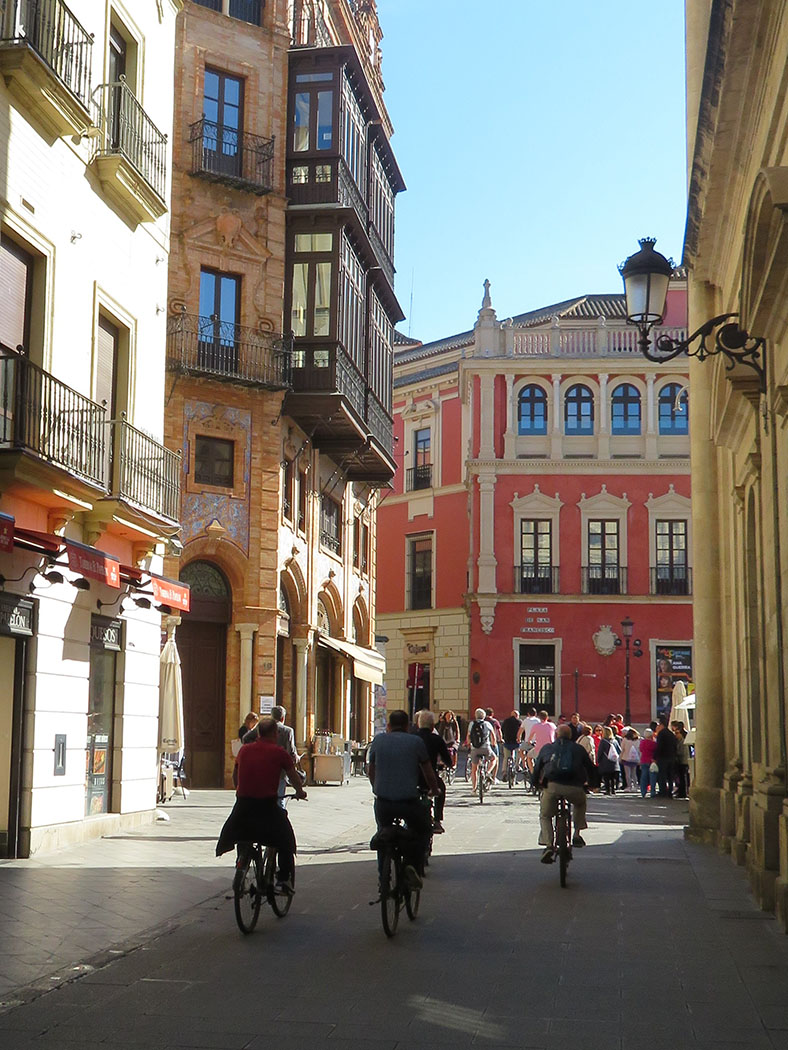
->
xmin=0 ymin=592 xmax=34 ymax=637
xmin=90 ymin=615 xmax=122 ymax=652
xmin=150 ymin=574 xmax=191 ymax=612
xmin=0 ymin=512 xmax=13 ymax=553
xmin=66 ymin=541 xmax=120 ymax=588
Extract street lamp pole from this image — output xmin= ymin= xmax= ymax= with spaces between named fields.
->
xmin=618 ymin=616 xmax=642 ymax=726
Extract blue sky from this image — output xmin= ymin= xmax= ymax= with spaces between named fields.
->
xmin=376 ymin=0 xmax=688 ymax=344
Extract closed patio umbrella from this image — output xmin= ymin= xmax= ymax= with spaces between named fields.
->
xmin=159 ymin=636 xmax=184 ymax=754
xmin=669 ymin=680 xmax=689 ymax=731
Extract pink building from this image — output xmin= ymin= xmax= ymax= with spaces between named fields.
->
xmin=376 ymin=276 xmax=691 ymax=726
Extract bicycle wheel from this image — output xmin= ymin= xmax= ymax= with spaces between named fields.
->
xmin=405 ymin=880 xmax=420 ymax=920
xmin=507 ymin=758 xmax=515 ymax=789
xmin=263 ymin=847 xmax=294 ymax=918
xmin=556 ymin=809 xmax=571 ymax=888
xmin=379 ymin=848 xmax=399 ymax=937
xmin=478 ymin=761 xmax=486 ymax=804
xmin=234 ymin=847 xmax=262 ymax=933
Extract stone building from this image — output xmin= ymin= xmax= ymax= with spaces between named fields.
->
xmin=166 ymin=0 xmax=401 ymax=785
xmin=377 ymin=278 xmax=691 ymax=726
xmin=0 ymin=1 xmax=184 ymax=854
xmin=684 ymin=0 xmax=788 ymax=929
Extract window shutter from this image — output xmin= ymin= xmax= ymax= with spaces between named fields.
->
xmin=0 ymin=238 xmax=32 ymax=352
xmin=95 ymin=317 xmax=119 ymax=416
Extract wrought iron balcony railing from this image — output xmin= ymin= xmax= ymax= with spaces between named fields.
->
xmin=0 ymin=0 xmax=93 ymax=107
xmin=188 ymin=118 xmax=274 ymax=194
xmin=366 ymin=391 xmax=393 ymax=458
xmin=406 ymin=464 xmax=432 ymax=491
xmin=582 ymin=566 xmax=627 ymax=595
xmin=92 ymin=77 xmax=167 ymax=201
xmin=650 ymin=566 xmax=692 ymax=596
xmin=319 ymin=527 xmax=340 ymax=555
xmin=514 ymin=565 xmax=560 ymax=595
xmin=167 ymin=313 xmax=291 ymax=388
xmin=0 ymin=348 xmax=105 ymax=487
xmin=106 ymin=415 xmax=180 ymax=524
xmin=290 ymin=343 xmax=366 ymax=421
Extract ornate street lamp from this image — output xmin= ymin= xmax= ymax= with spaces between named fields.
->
xmin=619 ymin=238 xmax=766 ymax=393
xmin=616 ymin=615 xmax=643 ymax=726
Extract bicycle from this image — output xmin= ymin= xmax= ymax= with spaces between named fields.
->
xmin=438 ymin=758 xmax=456 ymax=786
xmin=232 ymin=793 xmax=300 ymax=934
xmin=554 ymin=794 xmax=573 ymax=887
xmin=474 ymin=753 xmax=494 ymax=803
xmin=370 ymin=820 xmax=423 ymax=937
xmin=503 ymin=745 xmax=520 ymax=789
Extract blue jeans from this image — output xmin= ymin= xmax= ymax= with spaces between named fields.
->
xmin=640 ymin=763 xmax=657 ymax=797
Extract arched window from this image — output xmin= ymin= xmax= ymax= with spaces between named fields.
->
xmin=564 ymin=384 xmax=594 ymax=435
xmin=518 ymin=384 xmax=548 ymax=435
xmin=658 ymin=383 xmax=688 ymax=435
xmin=611 ymin=383 xmax=641 ymax=435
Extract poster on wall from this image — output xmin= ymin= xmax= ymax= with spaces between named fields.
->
xmin=655 ymin=645 xmax=693 ymax=721
xmin=373 ymin=682 xmax=388 ymax=736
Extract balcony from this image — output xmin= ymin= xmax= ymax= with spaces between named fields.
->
xmin=105 ymin=415 xmax=180 ymax=525
xmin=514 ymin=565 xmax=560 ymax=595
xmin=90 ymin=78 xmax=167 ymax=224
xmin=651 ymin=566 xmax=692 ymax=596
xmin=285 ymin=343 xmax=395 ymax=482
xmin=166 ymin=313 xmax=291 ymax=389
xmin=582 ymin=566 xmax=627 ymax=595
xmin=188 ymin=118 xmax=274 ymax=195
xmin=0 ymin=0 xmax=92 ymax=137
xmin=0 ymin=348 xmax=106 ymax=490
xmin=406 ymin=464 xmax=432 ymax=491
xmin=288 ymin=157 xmax=368 ymax=227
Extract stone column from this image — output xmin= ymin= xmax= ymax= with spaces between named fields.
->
xmin=503 ymin=374 xmax=515 ymax=458
xmin=235 ymin=623 xmax=258 ymax=726
xmin=687 ymin=280 xmax=725 ymax=840
xmin=598 ymin=373 xmax=609 ymax=459
xmin=645 ymin=373 xmax=657 ymax=458
xmin=293 ymin=636 xmax=310 ymax=748
xmin=478 ymin=373 xmax=496 ymax=459
xmin=551 ymin=373 xmax=562 ymax=459
xmin=477 ymin=473 xmax=497 ymax=593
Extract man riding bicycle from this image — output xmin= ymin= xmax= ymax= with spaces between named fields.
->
xmin=216 ymin=716 xmax=307 ymax=892
xmin=367 ymin=710 xmax=440 ymax=890
xmin=500 ymin=709 xmax=525 ymax=773
xmin=416 ymin=709 xmax=454 ymax=834
xmin=466 ymin=707 xmax=499 ymax=791
xmin=532 ymin=723 xmax=597 ymax=864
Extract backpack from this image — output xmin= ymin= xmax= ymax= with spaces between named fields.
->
xmin=469 ymin=720 xmax=486 ymax=749
xmin=550 ymin=739 xmax=574 ymax=780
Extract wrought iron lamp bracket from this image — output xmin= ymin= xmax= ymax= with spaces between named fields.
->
xmin=639 ymin=313 xmax=766 ymax=394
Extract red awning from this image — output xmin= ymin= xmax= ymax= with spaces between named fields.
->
xmin=64 ymin=539 xmax=120 ymax=588
xmin=150 ymin=574 xmax=190 ymax=612
xmin=12 ymin=527 xmax=64 ymax=556
xmin=0 ymin=512 xmax=14 ymax=553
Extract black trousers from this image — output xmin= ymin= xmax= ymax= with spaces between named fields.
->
xmin=657 ymin=760 xmax=675 ymax=798
xmin=216 ymin=796 xmax=297 ymax=881
xmin=374 ymin=796 xmax=431 ymax=874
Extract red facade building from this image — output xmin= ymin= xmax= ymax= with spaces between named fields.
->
xmin=376 ymin=276 xmax=692 ymax=726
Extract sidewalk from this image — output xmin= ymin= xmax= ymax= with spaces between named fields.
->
xmin=2 ymin=779 xmax=788 ymax=1050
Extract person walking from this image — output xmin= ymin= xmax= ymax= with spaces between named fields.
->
xmin=638 ymin=728 xmax=658 ymax=798
xmin=416 ymin=709 xmax=453 ymax=833
xmin=598 ymin=726 xmax=620 ymax=795
xmin=654 ymin=717 xmax=678 ymax=798
xmin=671 ymin=721 xmax=691 ymax=798
xmin=619 ymin=728 xmax=641 ymax=791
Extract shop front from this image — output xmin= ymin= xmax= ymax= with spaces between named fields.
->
xmin=0 ymin=590 xmax=35 ymax=858
xmin=86 ymin=616 xmax=122 ymax=816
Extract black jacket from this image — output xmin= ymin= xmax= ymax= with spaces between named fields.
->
xmin=533 ymin=739 xmax=598 ymax=789
xmin=654 ymin=727 xmax=678 ymax=762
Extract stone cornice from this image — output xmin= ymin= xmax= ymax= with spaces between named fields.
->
xmin=468 ymin=593 xmax=692 ymax=605
xmin=467 ymin=458 xmax=691 ymax=475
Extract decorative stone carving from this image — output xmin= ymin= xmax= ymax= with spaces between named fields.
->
xmin=592 ymin=624 xmax=618 ymax=656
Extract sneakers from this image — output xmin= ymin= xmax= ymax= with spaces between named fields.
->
xmin=572 ymin=834 xmax=586 ymax=848
xmin=274 ymin=878 xmax=294 ymax=894
xmin=432 ymin=822 xmax=445 ymax=834
xmin=403 ymin=865 xmax=423 ymax=891
xmin=540 ymin=847 xmax=555 ymax=864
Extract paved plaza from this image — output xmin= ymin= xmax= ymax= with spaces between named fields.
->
xmin=2 ymin=776 xmax=788 ymax=1049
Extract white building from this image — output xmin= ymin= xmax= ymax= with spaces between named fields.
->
xmin=0 ymin=0 xmax=185 ymax=855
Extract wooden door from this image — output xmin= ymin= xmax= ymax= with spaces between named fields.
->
xmin=178 ymin=619 xmax=226 ymax=787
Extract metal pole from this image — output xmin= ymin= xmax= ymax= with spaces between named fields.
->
xmin=574 ymin=668 xmax=579 ymax=714
xmin=624 ymin=638 xmax=631 ymax=726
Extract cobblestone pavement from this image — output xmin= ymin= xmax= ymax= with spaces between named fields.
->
xmin=2 ymin=776 xmax=788 ymax=1049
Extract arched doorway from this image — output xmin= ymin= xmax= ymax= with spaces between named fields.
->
xmin=178 ymin=561 xmax=231 ymax=787
xmin=276 ymin=585 xmax=295 ymax=713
